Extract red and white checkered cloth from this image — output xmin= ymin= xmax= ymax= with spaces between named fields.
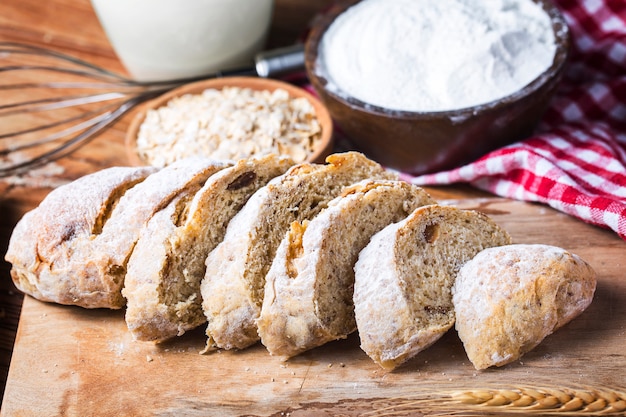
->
xmin=399 ymin=0 xmax=626 ymax=240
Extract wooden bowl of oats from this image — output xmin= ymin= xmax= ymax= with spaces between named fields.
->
xmin=125 ymin=76 xmax=334 ymax=167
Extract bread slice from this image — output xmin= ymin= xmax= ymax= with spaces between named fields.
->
xmin=353 ymin=204 xmax=512 ymax=370
xmin=452 ymin=244 xmax=596 ymax=370
xmin=201 ymin=152 xmax=396 ymax=351
xmin=257 ymin=180 xmax=435 ymax=359
xmin=123 ymin=155 xmax=294 ymax=342
xmin=88 ymin=158 xmax=230 ymax=308
xmin=5 ymin=166 xmax=157 ymax=307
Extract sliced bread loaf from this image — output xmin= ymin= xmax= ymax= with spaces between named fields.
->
xmin=353 ymin=204 xmax=512 ymax=370
xmin=5 ymin=166 xmax=157 ymax=307
xmin=123 ymin=155 xmax=294 ymax=342
xmin=452 ymin=244 xmax=596 ymax=370
xmin=257 ymin=180 xmax=435 ymax=359
xmin=201 ymin=152 xmax=396 ymax=351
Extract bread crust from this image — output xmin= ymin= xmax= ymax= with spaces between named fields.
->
xmin=123 ymin=155 xmax=294 ymax=342
xmin=258 ymin=180 xmax=435 ymax=359
xmin=452 ymin=244 xmax=597 ymax=370
xmin=5 ymin=166 xmax=157 ymax=307
xmin=354 ymin=204 xmax=512 ymax=370
xmin=201 ymin=152 xmax=396 ymax=350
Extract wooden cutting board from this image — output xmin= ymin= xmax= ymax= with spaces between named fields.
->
xmin=2 ymin=197 xmax=625 ymax=417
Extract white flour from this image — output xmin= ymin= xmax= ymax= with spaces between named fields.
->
xmin=318 ymin=0 xmax=556 ymax=112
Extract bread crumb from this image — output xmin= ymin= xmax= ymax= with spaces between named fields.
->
xmin=146 ymin=355 xmax=153 ymax=362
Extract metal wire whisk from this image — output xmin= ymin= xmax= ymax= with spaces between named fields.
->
xmin=0 ymin=42 xmax=305 ymax=177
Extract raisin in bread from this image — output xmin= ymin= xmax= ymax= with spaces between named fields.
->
xmin=123 ymin=155 xmax=294 ymax=342
xmin=353 ymin=204 xmax=512 ymax=370
xmin=452 ymin=244 xmax=596 ymax=370
xmin=201 ymin=152 xmax=396 ymax=351
xmin=257 ymin=180 xmax=435 ymax=359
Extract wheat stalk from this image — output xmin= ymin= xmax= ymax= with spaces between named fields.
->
xmin=363 ymin=386 xmax=626 ymax=416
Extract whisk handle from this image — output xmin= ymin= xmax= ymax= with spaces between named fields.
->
xmin=254 ymin=44 xmax=305 ymax=78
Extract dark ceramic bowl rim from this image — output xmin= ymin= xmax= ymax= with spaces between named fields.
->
xmin=305 ymin=0 xmax=571 ymax=120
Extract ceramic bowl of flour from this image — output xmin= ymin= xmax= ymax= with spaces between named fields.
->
xmin=305 ymin=0 xmax=570 ymax=175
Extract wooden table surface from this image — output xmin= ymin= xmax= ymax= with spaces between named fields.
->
xmin=0 ymin=1 xmax=624 ymax=415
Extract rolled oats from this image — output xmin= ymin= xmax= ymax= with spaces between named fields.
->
xmin=135 ymin=87 xmax=323 ymax=167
